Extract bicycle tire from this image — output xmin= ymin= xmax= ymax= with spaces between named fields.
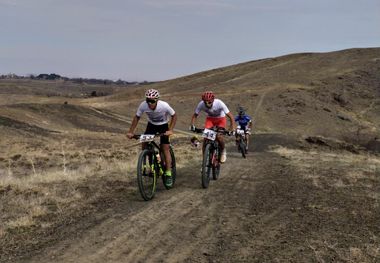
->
xmin=212 ymin=147 xmax=220 ymax=180
xmin=201 ymin=143 xmax=212 ymax=188
xmin=137 ymin=149 xmax=157 ymax=201
xmin=162 ymin=146 xmax=177 ymax=189
xmin=239 ymin=140 xmax=246 ymax=158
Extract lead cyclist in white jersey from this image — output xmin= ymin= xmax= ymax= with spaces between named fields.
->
xmin=127 ymin=89 xmax=177 ymax=188
xmin=190 ymin=91 xmax=236 ymax=163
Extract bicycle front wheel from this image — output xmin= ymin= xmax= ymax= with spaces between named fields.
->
xmin=137 ymin=149 xmax=157 ymax=201
xmin=239 ymin=139 xmax=246 ymax=158
xmin=201 ymin=144 xmax=212 ymax=188
xmin=212 ymin=147 xmax=221 ymax=180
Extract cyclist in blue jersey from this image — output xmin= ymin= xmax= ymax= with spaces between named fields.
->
xmin=234 ymin=107 xmax=252 ymax=152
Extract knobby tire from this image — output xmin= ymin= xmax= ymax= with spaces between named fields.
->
xmin=202 ymin=144 xmax=212 ymax=188
xmin=137 ymin=149 xmax=157 ymax=201
xmin=212 ymin=146 xmax=220 ymax=180
xmin=239 ymin=139 xmax=246 ymax=158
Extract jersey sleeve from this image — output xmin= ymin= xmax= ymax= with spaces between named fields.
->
xmin=194 ymin=101 xmax=204 ymax=115
xmin=220 ymin=100 xmax=230 ymax=114
xmin=165 ymin=102 xmax=175 ymax=116
xmin=136 ymin=101 xmax=145 ymax=117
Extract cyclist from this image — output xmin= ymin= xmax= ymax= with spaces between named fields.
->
xmin=190 ymin=91 xmax=236 ymax=163
xmin=235 ymin=106 xmax=253 ymax=152
xmin=126 ymin=89 xmax=177 ymax=188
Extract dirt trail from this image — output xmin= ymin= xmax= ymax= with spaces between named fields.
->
xmin=25 ymin=140 xmax=283 ymax=263
xmin=17 ymin=135 xmax=380 ymax=262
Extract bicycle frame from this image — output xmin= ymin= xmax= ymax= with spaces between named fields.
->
xmin=137 ymin=134 xmax=163 ymax=170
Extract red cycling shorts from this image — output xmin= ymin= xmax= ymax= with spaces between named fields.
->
xmin=205 ymin=116 xmax=226 ymax=129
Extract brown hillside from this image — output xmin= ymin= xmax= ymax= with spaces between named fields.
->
xmin=87 ymin=48 xmax=380 ymax=145
xmin=1 ymin=48 xmax=380 ymax=262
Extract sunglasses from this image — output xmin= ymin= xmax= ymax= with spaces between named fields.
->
xmin=204 ymin=100 xmax=213 ymax=106
xmin=146 ymin=99 xmax=158 ymax=104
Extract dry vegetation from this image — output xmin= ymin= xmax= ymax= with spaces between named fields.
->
xmin=1 ymin=48 xmax=379 ymax=262
xmin=0 ymin=132 xmax=195 ymax=233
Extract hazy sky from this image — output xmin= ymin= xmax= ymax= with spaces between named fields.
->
xmin=1 ymin=0 xmax=379 ymax=81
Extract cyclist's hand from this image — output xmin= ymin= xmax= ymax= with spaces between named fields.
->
xmin=126 ymin=132 xmax=134 ymax=139
xmin=190 ymin=124 xmax=196 ymax=132
xmin=165 ymin=130 xmax=173 ymax=136
xmin=246 ymin=128 xmax=251 ymax=135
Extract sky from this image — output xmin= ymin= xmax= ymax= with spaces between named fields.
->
xmin=1 ymin=0 xmax=379 ymax=81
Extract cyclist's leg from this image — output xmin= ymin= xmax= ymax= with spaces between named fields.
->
xmin=217 ymin=134 xmax=225 ymax=152
xmin=215 ymin=117 xmax=227 ymax=162
xmin=245 ymin=134 xmax=249 ymax=150
xmin=243 ymin=126 xmax=249 ymax=151
xmin=160 ymin=144 xmax=171 ymax=172
xmin=143 ymin=122 xmax=159 ymax=150
xmin=160 ymin=139 xmax=173 ymax=187
xmin=158 ymin=124 xmax=172 ymax=173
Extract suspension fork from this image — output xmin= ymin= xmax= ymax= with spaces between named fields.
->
xmin=211 ymin=141 xmax=220 ymax=166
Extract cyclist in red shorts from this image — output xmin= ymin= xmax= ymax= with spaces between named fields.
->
xmin=190 ymin=91 xmax=236 ymax=163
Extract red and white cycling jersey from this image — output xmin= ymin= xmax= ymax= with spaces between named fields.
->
xmin=194 ymin=99 xmax=230 ymax=118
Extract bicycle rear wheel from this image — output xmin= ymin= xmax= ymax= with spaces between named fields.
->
xmin=239 ymin=140 xmax=246 ymax=158
xmin=162 ymin=146 xmax=177 ymax=189
xmin=137 ymin=149 xmax=157 ymax=201
xmin=201 ymin=144 xmax=212 ymax=188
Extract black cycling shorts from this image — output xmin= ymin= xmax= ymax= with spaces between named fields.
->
xmin=145 ymin=122 xmax=170 ymax=144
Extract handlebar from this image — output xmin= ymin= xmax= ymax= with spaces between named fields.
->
xmin=190 ymin=126 xmax=234 ymax=136
xmin=132 ymin=133 xmax=166 ymax=140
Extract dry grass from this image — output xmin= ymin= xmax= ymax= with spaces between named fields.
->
xmin=0 ymin=134 xmax=195 ymax=234
xmin=271 ymin=146 xmax=380 ymax=191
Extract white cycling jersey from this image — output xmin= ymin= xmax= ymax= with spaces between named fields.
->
xmin=194 ymin=99 xmax=230 ymax=117
xmin=136 ymin=100 xmax=175 ymax=125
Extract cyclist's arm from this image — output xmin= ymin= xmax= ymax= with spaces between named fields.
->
xmin=226 ymin=112 xmax=237 ymax=131
xmin=165 ymin=113 xmax=177 ymax=136
xmin=127 ymin=115 xmax=140 ymax=138
xmin=191 ymin=113 xmax=198 ymax=126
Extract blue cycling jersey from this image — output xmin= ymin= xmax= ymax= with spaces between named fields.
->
xmin=235 ymin=115 xmax=252 ymax=129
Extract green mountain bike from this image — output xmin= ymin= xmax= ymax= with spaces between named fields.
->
xmin=133 ymin=134 xmax=176 ymax=201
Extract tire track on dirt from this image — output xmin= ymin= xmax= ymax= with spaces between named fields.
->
xmin=27 ymin=157 xmax=228 ymax=262
xmin=28 ymin=144 xmax=275 ymax=263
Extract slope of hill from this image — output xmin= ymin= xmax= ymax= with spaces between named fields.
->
xmin=85 ymin=48 xmax=380 ymax=148
xmin=0 ymin=48 xmax=379 ymax=262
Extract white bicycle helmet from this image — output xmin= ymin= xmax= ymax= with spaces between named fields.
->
xmin=145 ymin=89 xmax=160 ymax=99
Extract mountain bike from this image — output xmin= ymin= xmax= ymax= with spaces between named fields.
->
xmin=133 ymin=133 xmax=176 ymax=201
xmin=192 ymin=126 xmax=233 ymax=188
xmin=235 ymin=127 xmax=248 ymax=158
